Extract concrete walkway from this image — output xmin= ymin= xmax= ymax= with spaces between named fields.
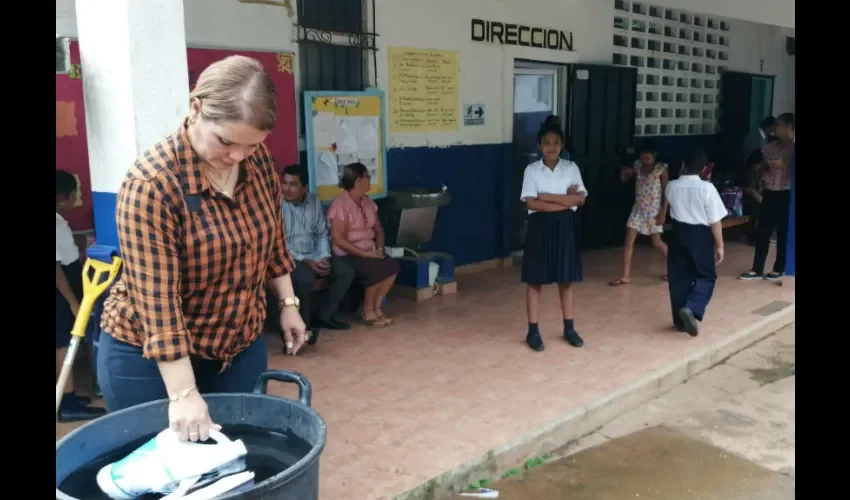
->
xmin=452 ymin=323 xmax=795 ymax=499
xmin=55 ymin=245 xmax=794 ymax=500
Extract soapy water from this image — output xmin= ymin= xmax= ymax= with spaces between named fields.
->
xmin=58 ymin=425 xmax=313 ymax=500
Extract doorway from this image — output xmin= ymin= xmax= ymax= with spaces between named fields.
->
xmin=749 ymin=76 xmax=774 ymax=132
xmin=717 ymin=71 xmax=776 ymax=180
xmin=510 ymin=61 xmax=567 ymax=254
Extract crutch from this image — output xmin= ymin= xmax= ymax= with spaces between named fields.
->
xmin=55 ymin=245 xmax=122 ymax=416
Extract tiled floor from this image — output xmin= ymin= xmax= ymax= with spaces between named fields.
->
xmin=56 ymin=243 xmax=794 ymax=499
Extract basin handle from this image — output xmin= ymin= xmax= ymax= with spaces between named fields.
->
xmin=253 ymin=370 xmax=313 ymax=407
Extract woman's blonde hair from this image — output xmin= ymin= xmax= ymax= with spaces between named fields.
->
xmin=189 ymin=55 xmax=277 ymax=131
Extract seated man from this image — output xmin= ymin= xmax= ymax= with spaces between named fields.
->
xmin=267 ymin=164 xmax=355 ymax=338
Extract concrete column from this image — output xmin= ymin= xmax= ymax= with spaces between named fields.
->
xmin=75 ymin=0 xmax=190 ymax=249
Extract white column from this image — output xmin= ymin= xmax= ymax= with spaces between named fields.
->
xmin=75 ymin=0 xmax=189 ymax=249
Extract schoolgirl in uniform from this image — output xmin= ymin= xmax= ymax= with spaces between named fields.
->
xmin=520 ymin=116 xmax=587 ymax=352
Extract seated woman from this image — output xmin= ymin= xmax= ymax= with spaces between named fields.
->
xmin=328 ymin=163 xmax=400 ymax=327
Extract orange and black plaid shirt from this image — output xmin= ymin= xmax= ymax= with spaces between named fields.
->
xmin=101 ymin=122 xmax=295 ymax=365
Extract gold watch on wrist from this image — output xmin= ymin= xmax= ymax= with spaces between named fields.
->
xmin=279 ymin=296 xmax=300 ymax=310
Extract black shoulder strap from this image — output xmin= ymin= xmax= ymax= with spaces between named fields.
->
xmin=185 ymin=193 xmax=203 ymax=213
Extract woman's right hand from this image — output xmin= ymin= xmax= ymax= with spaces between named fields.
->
xmin=168 ymin=390 xmax=220 ymax=442
xmin=363 ymin=248 xmax=382 ymax=259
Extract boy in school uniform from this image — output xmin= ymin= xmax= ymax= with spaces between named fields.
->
xmin=56 ymin=170 xmax=107 ymax=422
xmin=663 ymin=148 xmax=728 ymax=336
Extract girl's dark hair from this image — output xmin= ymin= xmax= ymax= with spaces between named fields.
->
xmin=56 ymin=169 xmax=78 ymax=198
xmin=339 ymin=162 xmax=369 ymax=191
xmin=638 ymin=140 xmax=658 ymax=159
xmin=536 ymin=115 xmax=565 ymax=144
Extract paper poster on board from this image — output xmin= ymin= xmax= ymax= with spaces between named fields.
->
xmin=304 ymin=90 xmax=388 ymax=202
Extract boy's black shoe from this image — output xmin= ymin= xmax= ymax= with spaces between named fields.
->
xmin=678 ymin=307 xmax=699 ymax=337
xmin=526 ymin=331 xmax=545 ymax=352
xmin=564 ymin=329 xmax=584 ymax=348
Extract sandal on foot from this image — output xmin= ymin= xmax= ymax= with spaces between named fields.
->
xmin=608 ymin=278 xmax=631 ymax=287
xmin=366 ymin=317 xmax=391 ymax=327
xmin=361 ymin=311 xmax=390 ymax=328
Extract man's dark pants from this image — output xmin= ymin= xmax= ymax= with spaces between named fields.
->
xmin=266 ymin=257 xmax=355 ymax=328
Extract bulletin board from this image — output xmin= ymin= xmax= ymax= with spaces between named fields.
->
xmin=56 ymin=41 xmax=298 ymax=231
xmin=303 ymin=89 xmax=388 ymax=202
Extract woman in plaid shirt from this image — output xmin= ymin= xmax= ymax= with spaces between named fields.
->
xmin=98 ymin=56 xmax=306 ymax=442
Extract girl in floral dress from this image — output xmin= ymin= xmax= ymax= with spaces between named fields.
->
xmin=609 ymin=146 xmax=669 ymax=286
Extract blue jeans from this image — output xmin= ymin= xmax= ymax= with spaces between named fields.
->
xmin=96 ymin=332 xmax=268 ymax=412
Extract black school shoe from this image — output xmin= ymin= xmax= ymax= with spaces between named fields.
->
xmin=739 ymin=271 xmax=763 ymax=280
xmin=306 ymin=328 xmax=321 ymax=346
xmin=678 ymin=307 xmax=699 ymax=337
xmin=563 ymin=329 xmax=584 ymax=348
xmin=58 ymin=395 xmax=107 ymax=423
xmin=526 ymin=331 xmax=545 ymax=352
xmin=764 ymin=272 xmax=784 ymax=282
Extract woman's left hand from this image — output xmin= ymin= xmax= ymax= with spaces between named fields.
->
xmin=280 ymin=307 xmax=307 ymax=355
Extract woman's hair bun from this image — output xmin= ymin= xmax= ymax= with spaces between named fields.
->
xmin=536 ymin=114 xmax=566 ymax=143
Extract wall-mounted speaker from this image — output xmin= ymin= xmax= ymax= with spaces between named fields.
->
xmin=786 ymin=37 xmax=795 ymax=56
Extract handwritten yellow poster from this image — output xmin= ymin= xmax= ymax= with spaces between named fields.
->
xmin=388 ymin=47 xmax=459 ymax=133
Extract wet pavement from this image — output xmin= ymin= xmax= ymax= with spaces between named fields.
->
xmin=451 ymin=324 xmax=795 ymax=500
xmin=467 ymin=425 xmax=794 ymax=500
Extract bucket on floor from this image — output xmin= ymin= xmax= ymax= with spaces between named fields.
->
xmin=56 ymin=370 xmax=327 ymax=500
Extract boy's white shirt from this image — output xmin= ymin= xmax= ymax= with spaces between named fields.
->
xmin=56 ymin=212 xmax=80 ymax=265
xmin=665 ymin=175 xmax=728 ymax=226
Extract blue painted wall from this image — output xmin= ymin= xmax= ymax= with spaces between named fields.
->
xmin=92 ymin=191 xmax=119 ymax=249
xmin=384 ymin=143 xmax=511 ymax=266
xmin=785 ymin=150 xmax=795 ymax=276
xmin=380 ymin=134 xmax=719 ymax=268
xmin=90 ymin=134 xmax=729 ymax=269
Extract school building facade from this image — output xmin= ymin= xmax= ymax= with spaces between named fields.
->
xmin=55 ymin=0 xmax=795 ymax=271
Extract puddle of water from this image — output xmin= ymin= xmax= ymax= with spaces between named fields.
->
xmin=452 ymin=426 xmax=794 ymax=500
xmin=748 ymin=361 xmax=795 ymax=385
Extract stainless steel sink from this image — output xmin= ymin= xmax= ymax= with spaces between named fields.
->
xmin=386 ymin=187 xmax=451 ymax=248
xmin=387 ymin=187 xmax=451 ymax=209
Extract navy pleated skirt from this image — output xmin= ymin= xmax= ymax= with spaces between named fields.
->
xmin=521 ymin=210 xmax=583 ymax=285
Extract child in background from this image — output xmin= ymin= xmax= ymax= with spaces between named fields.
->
xmin=520 ymin=116 xmax=587 ymax=352
xmin=609 ymin=144 xmax=669 ymax=286
xmin=56 ymin=170 xmax=106 ymax=422
xmin=663 ymin=148 xmax=728 ymax=337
